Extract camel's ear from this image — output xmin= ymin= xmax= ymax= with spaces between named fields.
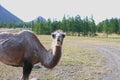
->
xmin=62 ymin=33 xmax=66 ymax=38
xmin=51 ymin=33 xmax=56 ymax=38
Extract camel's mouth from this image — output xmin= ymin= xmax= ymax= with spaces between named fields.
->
xmin=56 ymin=36 xmax=64 ymax=46
xmin=57 ymin=41 xmax=62 ymax=46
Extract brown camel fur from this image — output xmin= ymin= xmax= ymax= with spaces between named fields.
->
xmin=0 ymin=30 xmax=66 ymax=80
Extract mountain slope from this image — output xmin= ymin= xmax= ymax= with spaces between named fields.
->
xmin=32 ymin=16 xmax=46 ymax=23
xmin=0 ymin=5 xmax=22 ymax=22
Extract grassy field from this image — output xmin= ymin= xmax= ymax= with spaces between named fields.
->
xmin=0 ymin=35 xmax=120 ymax=80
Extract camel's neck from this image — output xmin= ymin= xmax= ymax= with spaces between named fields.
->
xmin=41 ymin=45 xmax=62 ymax=69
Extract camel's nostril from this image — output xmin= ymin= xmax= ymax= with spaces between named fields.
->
xmin=57 ymin=38 xmax=60 ymax=42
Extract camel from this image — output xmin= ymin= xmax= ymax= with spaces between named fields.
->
xmin=0 ymin=30 xmax=66 ymax=80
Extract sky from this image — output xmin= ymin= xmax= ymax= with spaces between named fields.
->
xmin=0 ymin=0 xmax=120 ymax=24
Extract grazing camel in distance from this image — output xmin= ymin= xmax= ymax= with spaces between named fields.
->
xmin=0 ymin=30 xmax=66 ymax=80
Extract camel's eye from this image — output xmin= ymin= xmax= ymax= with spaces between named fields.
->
xmin=52 ymin=34 xmax=56 ymax=38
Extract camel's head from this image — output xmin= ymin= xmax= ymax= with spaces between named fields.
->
xmin=51 ymin=30 xmax=66 ymax=46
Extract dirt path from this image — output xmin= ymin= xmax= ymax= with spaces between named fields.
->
xmin=95 ymin=45 xmax=120 ymax=80
xmin=76 ymin=42 xmax=120 ymax=80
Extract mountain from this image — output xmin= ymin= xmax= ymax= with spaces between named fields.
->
xmin=0 ymin=5 xmax=22 ymax=22
xmin=32 ymin=16 xmax=46 ymax=23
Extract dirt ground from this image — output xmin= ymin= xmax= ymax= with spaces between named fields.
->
xmin=94 ymin=45 xmax=120 ymax=80
xmin=75 ymin=42 xmax=120 ymax=80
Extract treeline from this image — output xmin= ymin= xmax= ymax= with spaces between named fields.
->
xmin=97 ymin=18 xmax=120 ymax=37
xmin=32 ymin=15 xmax=96 ymax=37
xmin=0 ymin=15 xmax=120 ymax=37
